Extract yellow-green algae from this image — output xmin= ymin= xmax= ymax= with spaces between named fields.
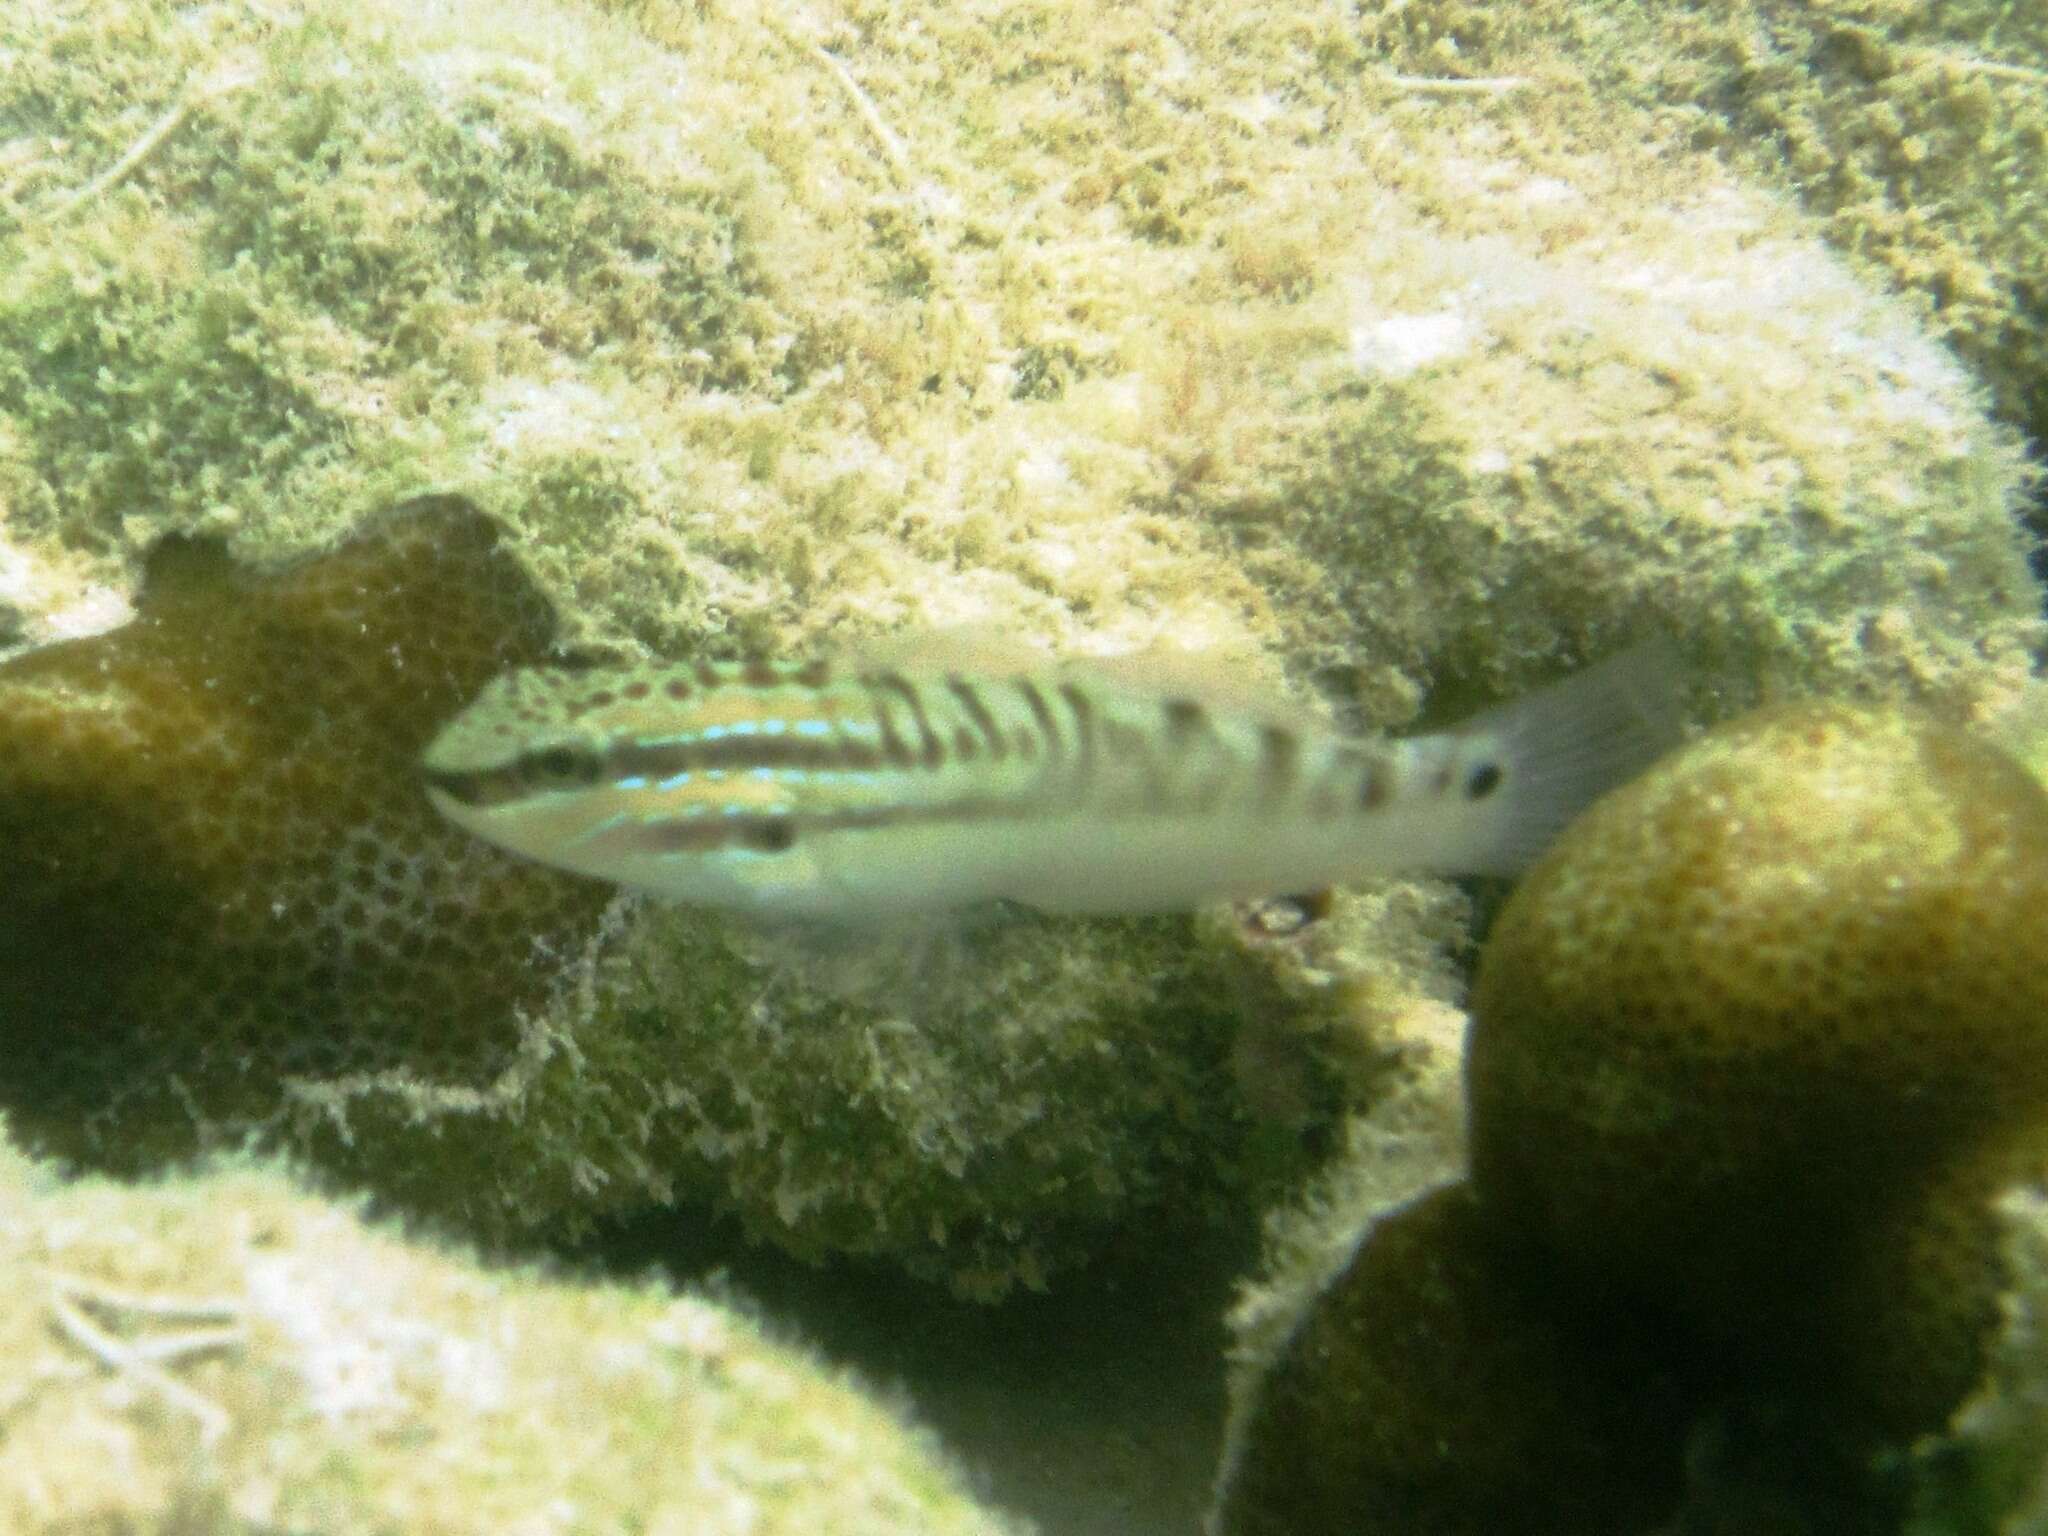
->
xmin=0 ymin=0 xmax=2042 ymax=1309
xmin=0 ymin=1124 xmax=1020 ymax=1536
xmin=1308 ymin=1 xmax=2048 ymax=455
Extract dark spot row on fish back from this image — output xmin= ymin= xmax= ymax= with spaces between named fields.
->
xmin=857 ymin=669 xmax=1078 ymax=782
xmin=439 ymin=653 xmax=1504 ymax=825
xmin=866 ymin=671 xmax=946 ymax=770
xmin=946 ymin=675 xmax=1008 ymax=762
xmin=551 ymin=655 xmax=838 ymax=721
xmin=1299 ymin=744 xmax=1394 ymax=819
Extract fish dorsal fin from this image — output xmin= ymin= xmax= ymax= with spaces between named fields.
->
xmin=836 ymin=623 xmax=1053 ymax=679
xmin=839 ymin=628 xmax=1324 ymax=730
xmin=1058 ymin=642 xmax=1324 ymax=731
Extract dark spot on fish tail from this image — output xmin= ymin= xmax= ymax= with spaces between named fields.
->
xmin=742 ymin=657 xmax=781 ymax=689
xmin=1015 ymin=678 xmax=1061 ymax=760
xmin=947 ymin=676 xmax=1007 ymax=760
xmin=1013 ymin=729 xmax=1039 ymax=759
xmin=793 ymin=656 xmax=832 ymax=689
xmin=622 ymin=679 xmax=651 ymax=702
xmin=693 ymin=658 xmax=723 ymax=690
xmin=875 ymin=672 xmax=945 ymax=769
xmin=664 ymin=675 xmax=693 ymax=702
xmin=1257 ymin=724 xmax=1300 ymax=803
xmin=1465 ymin=761 xmax=1503 ymax=800
xmin=953 ymin=724 xmax=980 ymax=760
xmin=1359 ymin=754 xmax=1393 ymax=811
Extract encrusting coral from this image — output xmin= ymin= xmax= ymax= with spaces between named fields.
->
xmin=0 ymin=494 xmax=614 ymax=1168
xmin=1213 ymin=702 xmax=2048 ymax=1533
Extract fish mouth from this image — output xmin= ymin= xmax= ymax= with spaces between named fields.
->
xmin=421 ymin=764 xmax=520 ymax=809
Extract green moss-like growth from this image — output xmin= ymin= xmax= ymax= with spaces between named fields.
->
xmin=0 ymin=1 xmax=781 ymax=557
xmin=1333 ymin=1 xmax=2048 ymax=472
xmin=0 ymin=1131 xmax=1017 ymax=1535
xmin=1645 ymin=2 xmax=2048 ymax=452
xmin=291 ymin=900 xmax=1358 ymax=1299
xmin=0 ymin=495 xmax=614 ymax=1168
xmin=1469 ymin=703 xmax=2048 ymax=1439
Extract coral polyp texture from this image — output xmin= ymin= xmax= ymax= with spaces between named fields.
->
xmin=0 ymin=495 xmax=612 ymax=1167
xmin=1469 ymin=703 xmax=2048 ymax=1439
xmin=1214 ymin=704 xmax=2048 ymax=1534
xmin=1212 ymin=1182 xmax=1689 ymax=1536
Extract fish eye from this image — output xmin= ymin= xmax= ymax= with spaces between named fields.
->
xmin=1465 ymin=761 xmax=1504 ymax=800
xmin=523 ymin=744 xmax=598 ymax=787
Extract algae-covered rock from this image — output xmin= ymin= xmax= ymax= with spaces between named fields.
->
xmin=0 ymin=0 xmax=2041 ymax=1300
xmin=0 ymin=1127 xmax=1019 ymax=1536
xmin=1330 ymin=2 xmax=2048 ymax=456
xmin=1636 ymin=2 xmax=2048 ymax=454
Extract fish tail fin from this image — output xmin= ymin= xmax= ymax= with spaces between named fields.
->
xmin=1451 ymin=638 xmax=1687 ymax=875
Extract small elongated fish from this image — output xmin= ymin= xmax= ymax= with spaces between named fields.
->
xmin=421 ymin=641 xmax=1680 ymax=921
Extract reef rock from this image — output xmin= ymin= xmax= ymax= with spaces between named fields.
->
xmin=0 ymin=1128 xmax=1017 ymax=1536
